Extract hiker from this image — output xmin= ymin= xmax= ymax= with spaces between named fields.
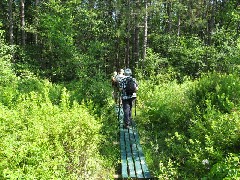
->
xmin=113 ymin=69 xmax=125 ymax=105
xmin=111 ymin=71 xmax=118 ymax=104
xmin=119 ymin=68 xmax=138 ymax=128
xmin=115 ymin=69 xmax=125 ymax=82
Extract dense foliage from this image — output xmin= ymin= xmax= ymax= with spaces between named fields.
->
xmin=0 ymin=74 xmax=118 ymax=179
xmin=0 ymin=28 xmax=119 ymax=179
xmin=137 ymin=72 xmax=240 ymax=179
xmin=0 ymin=0 xmax=239 ymax=179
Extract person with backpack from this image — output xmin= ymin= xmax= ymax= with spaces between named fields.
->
xmin=111 ymin=71 xmax=118 ymax=104
xmin=115 ymin=69 xmax=125 ymax=84
xmin=115 ymin=69 xmax=125 ymax=106
xmin=119 ymin=68 xmax=138 ymax=128
xmin=112 ymin=69 xmax=125 ymax=105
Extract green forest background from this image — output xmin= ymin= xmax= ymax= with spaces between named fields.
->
xmin=0 ymin=0 xmax=239 ymax=179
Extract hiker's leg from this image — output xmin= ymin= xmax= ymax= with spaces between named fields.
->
xmin=129 ymin=98 xmax=136 ymax=124
xmin=122 ymin=99 xmax=130 ymax=126
xmin=114 ymin=90 xmax=118 ymax=104
xmin=129 ymin=99 xmax=132 ymax=121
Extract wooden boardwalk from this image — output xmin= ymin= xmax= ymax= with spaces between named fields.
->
xmin=115 ymin=106 xmax=151 ymax=179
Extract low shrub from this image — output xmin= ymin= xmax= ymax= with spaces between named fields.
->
xmin=0 ymin=76 xmax=115 ymax=179
xmin=136 ymin=72 xmax=240 ymax=179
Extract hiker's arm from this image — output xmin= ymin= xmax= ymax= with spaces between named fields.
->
xmin=112 ymin=76 xmax=116 ymax=82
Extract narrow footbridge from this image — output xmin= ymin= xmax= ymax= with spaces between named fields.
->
xmin=115 ymin=106 xmax=151 ymax=179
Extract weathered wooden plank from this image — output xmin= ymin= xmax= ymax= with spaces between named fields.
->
xmin=130 ymin=127 xmax=145 ymax=178
xmin=121 ymin=152 xmax=128 ymax=178
xmin=120 ymin=130 xmax=125 ymax=148
xmin=127 ymin=152 xmax=136 ymax=177
xmin=119 ymin=121 xmax=128 ymax=178
xmin=125 ymin=132 xmax=136 ymax=178
xmin=137 ymin=145 xmax=151 ymax=178
xmin=132 ymin=129 xmax=151 ymax=178
xmin=124 ymin=132 xmax=131 ymax=153
xmin=132 ymin=143 xmax=144 ymax=178
xmin=129 ymin=128 xmax=142 ymax=178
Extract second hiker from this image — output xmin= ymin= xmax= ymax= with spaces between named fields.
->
xmin=112 ymin=69 xmax=125 ymax=106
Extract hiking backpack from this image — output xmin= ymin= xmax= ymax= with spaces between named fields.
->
xmin=112 ymin=79 xmax=118 ymax=87
xmin=125 ymin=77 xmax=137 ymax=96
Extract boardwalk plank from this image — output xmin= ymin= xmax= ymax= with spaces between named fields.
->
xmin=132 ymin=128 xmax=151 ymax=178
xmin=125 ymin=131 xmax=136 ymax=177
xmin=118 ymin=106 xmax=151 ymax=179
xmin=132 ymin=144 xmax=144 ymax=178
xmin=129 ymin=128 xmax=144 ymax=178
xmin=121 ymin=152 xmax=128 ymax=178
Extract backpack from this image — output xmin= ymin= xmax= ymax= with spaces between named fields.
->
xmin=111 ymin=78 xmax=118 ymax=87
xmin=125 ymin=77 xmax=137 ymax=96
xmin=114 ymin=74 xmax=124 ymax=88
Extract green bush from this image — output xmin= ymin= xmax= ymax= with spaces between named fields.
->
xmin=207 ymin=153 xmax=240 ymax=179
xmin=0 ymin=78 xmax=114 ymax=179
xmin=67 ymin=74 xmax=112 ymax=110
xmin=0 ymin=28 xmax=18 ymax=107
xmin=136 ymin=72 xmax=240 ymax=179
xmin=189 ymin=72 xmax=240 ymax=113
xmin=137 ymin=79 xmax=193 ymax=132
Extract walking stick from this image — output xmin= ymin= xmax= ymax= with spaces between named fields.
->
xmin=117 ymin=91 xmax=121 ymax=122
xmin=135 ymin=98 xmax=137 ymax=117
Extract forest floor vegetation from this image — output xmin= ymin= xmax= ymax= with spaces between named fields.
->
xmin=136 ymin=72 xmax=240 ymax=179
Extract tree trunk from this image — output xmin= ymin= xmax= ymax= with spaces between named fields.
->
xmin=177 ymin=15 xmax=181 ymax=36
xmin=35 ymin=0 xmax=39 ymax=44
xmin=125 ymin=0 xmax=130 ymax=68
xmin=126 ymin=23 xmax=130 ymax=67
xmin=21 ymin=0 xmax=25 ymax=46
xmin=134 ymin=24 xmax=139 ymax=70
xmin=167 ymin=1 xmax=172 ymax=33
xmin=208 ymin=0 xmax=216 ymax=45
xmin=132 ymin=0 xmax=140 ymax=72
xmin=142 ymin=0 xmax=148 ymax=64
xmin=8 ymin=0 xmax=14 ymax=45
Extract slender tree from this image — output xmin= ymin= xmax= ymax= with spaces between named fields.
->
xmin=142 ymin=0 xmax=148 ymax=63
xmin=20 ymin=0 xmax=25 ymax=46
xmin=35 ymin=0 xmax=39 ymax=44
xmin=125 ymin=0 xmax=131 ymax=67
xmin=166 ymin=0 xmax=172 ymax=33
xmin=8 ymin=0 xmax=14 ymax=45
xmin=133 ymin=0 xmax=140 ymax=70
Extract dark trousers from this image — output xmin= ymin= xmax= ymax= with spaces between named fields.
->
xmin=122 ymin=98 xmax=136 ymax=126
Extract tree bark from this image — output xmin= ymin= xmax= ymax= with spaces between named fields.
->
xmin=167 ymin=1 xmax=172 ymax=33
xmin=142 ymin=0 xmax=148 ymax=64
xmin=132 ymin=0 xmax=140 ymax=71
xmin=35 ymin=0 xmax=39 ymax=44
xmin=8 ymin=0 xmax=14 ymax=45
xmin=208 ymin=0 xmax=216 ymax=45
xmin=134 ymin=24 xmax=139 ymax=69
xmin=21 ymin=0 xmax=25 ymax=46
xmin=125 ymin=0 xmax=130 ymax=68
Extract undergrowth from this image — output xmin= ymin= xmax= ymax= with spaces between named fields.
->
xmin=0 ymin=64 xmax=118 ymax=179
xmin=136 ymin=72 xmax=240 ymax=179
